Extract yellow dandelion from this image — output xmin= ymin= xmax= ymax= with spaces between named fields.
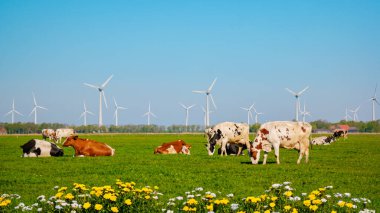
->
xmin=303 ymin=200 xmax=311 ymax=207
xmin=183 ymin=206 xmax=190 ymax=211
xmin=331 ymin=211 xmax=337 ymax=213
xmin=124 ymin=199 xmax=132 ymax=206
xmin=55 ymin=192 xmax=64 ymax=198
xmin=187 ymin=198 xmax=198 ymax=205
xmin=154 ymin=186 xmax=159 ymax=190
xmin=0 ymin=199 xmax=11 ymax=207
xmin=312 ymin=199 xmax=322 ymax=205
xmin=95 ymin=204 xmax=103 ymax=211
xmin=270 ymin=202 xmax=276 ymax=208
xmin=284 ymin=191 xmax=293 ymax=197
xmin=206 ymin=204 xmax=213 ymax=211
xmin=58 ymin=187 xmax=67 ymax=192
xmin=264 ymin=210 xmax=271 ymax=213
xmin=310 ymin=205 xmax=318 ymax=211
xmin=337 ymin=201 xmax=346 ymax=207
xmin=260 ymin=194 xmax=267 ymax=201
xmin=145 ymin=195 xmax=151 ymax=200
xmin=189 ymin=207 xmax=197 ymax=212
xmin=346 ymin=202 xmax=354 ymax=208
xmin=271 ymin=196 xmax=278 ymax=201
xmin=308 ymin=194 xmax=316 ymax=200
xmin=64 ymin=193 xmax=74 ymax=200
xmin=292 ymin=208 xmax=298 ymax=213
xmin=284 ymin=205 xmax=292 ymax=211
xmin=111 ymin=207 xmax=119 ymax=213
xmin=83 ymin=202 xmax=91 ymax=209
xmin=205 ymin=194 xmax=214 ymax=199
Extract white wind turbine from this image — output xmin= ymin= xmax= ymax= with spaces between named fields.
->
xmin=192 ymin=78 xmax=217 ymax=127
xmin=201 ymin=106 xmax=213 ymax=128
xmin=80 ymin=101 xmax=94 ymax=126
xmin=350 ymin=105 xmax=360 ymax=122
xmin=344 ymin=107 xmax=352 ymax=122
xmin=285 ymin=86 xmax=309 ymax=121
xmin=299 ymin=102 xmax=311 ymax=122
xmin=113 ymin=98 xmax=127 ymax=126
xmin=143 ymin=102 xmax=157 ymax=125
xmin=180 ymin=103 xmax=196 ymax=127
xmin=83 ymin=75 xmax=113 ymax=127
xmin=253 ymin=107 xmax=264 ymax=124
xmin=369 ymin=84 xmax=380 ymax=121
xmin=29 ymin=93 xmax=48 ymax=124
xmin=4 ymin=99 xmax=23 ymax=124
xmin=240 ymin=104 xmax=254 ymax=125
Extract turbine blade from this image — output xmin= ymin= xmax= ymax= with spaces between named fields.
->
xmin=189 ymin=104 xmax=196 ymax=109
xmin=208 ymin=78 xmax=217 ymax=91
xmin=298 ymin=86 xmax=309 ymax=96
xmin=240 ymin=107 xmax=249 ymax=111
xmin=192 ymin=90 xmax=207 ymax=94
xmin=102 ymin=91 xmax=108 ymax=108
xmin=101 ymin=74 xmax=114 ymax=88
xmin=14 ymin=110 xmax=23 ymax=116
xmin=151 ymin=112 xmax=157 ymax=118
xmin=32 ymin=93 xmax=37 ymax=105
xmin=374 ymin=83 xmax=378 ymax=97
xmin=4 ymin=111 xmax=12 ymax=116
xmin=113 ymin=97 xmax=118 ymax=107
xmin=38 ymin=106 xmax=48 ymax=110
xmin=375 ymin=99 xmax=380 ymax=106
xmin=88 ymin=111 xmax=94 ymax=115
xmin=29 ymin=108 xmax=36 ymax=116
xmin=179 ymin=103 xmax=187 ymax=109
xmin=83 ymin=83 xmax=99 ymax=89
xmin=285 ymin=88 xmax=297 ymax=96
xmin=209 ymin=94 xmax=217 ymax=109
xmin=249 ymin=111 xmax=254 ymax=120
xmin=119 ymin=107 xmax=127 ymax=110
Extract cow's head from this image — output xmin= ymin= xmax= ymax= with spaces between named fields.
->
xmin=205 ymin=128 xmax=222 ymax=155
xmin=63 ymin=135 xmax=79 ymax=147
xmin=249 ymin=128 xmax=269 ymax=164
xmin=181 ymin=144 xmax=191 ymax=155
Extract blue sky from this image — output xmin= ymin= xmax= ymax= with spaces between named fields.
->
xmin=0 ymin=0 xmax=379 ymax=126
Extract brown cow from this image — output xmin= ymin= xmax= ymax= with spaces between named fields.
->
xmin=154 ymin=140 xmax=191 ymax=155
xmin=63 ymin=135 xmax=115 ymax=157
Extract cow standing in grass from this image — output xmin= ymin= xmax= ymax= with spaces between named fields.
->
xmin=42 ymin=129 xmax=56 ymax=141
xmin=205 ymin=122 xmax=250 ymax=156
xmin=249 ymin=121 xmax=312 ymax=164
xmin=55 ymin=128 xmax=75 ymax=143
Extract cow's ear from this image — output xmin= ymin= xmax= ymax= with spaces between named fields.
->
xmin=73 ymin=135 xmax=79 ymax=140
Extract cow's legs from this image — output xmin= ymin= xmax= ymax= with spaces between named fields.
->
xmin=220 ymin=140 xmax=228 ymax=156
xmin=236 ymin=146 xmax=242 ymax=156
xmin=262 ymin=152 xmax=268 ymax=164
xmin=274 ymin=145 xmax=280 ymax=164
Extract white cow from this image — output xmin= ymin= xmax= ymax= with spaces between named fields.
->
xmin=249 ymin=121 xmax=312 ymax=164
xmin=55 ymin=128 xmax=75 ymax=143
xmin=205 ymin=122 xmax=250 ymax=156
xmin=42 ymin=129 xmax=56 ymax=141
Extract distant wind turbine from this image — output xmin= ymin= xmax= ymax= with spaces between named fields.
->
xmin=83 ymin=74 xmax=113 ymax=127
xmin=252 ymin=107 xmax=264 ymax=124
xmin=29 ymin=93 xmax=47 ymax=124
xmin=113 ymin=98 xmax=127 ymax=126
xmin=344 ymin=107 xmax=352 ymax=122
xmin=192 ymin=78 xmax=217 ymax=127
xmin=240 ymin=104 xmax=255 ymax=125
xmin=143 ymin=102 xmax=157 ymax=125
xmin=369 ymin=84 xmax=380 ymax=121
xmin=80 ymin=101 xmax=94 ymax=126
xmin=350 ymin=105 xmax=360 ymax=122
xmin=201 ymin=106 xmax=213 ymax=128
xmin=4 ymin=99 xmax=23 ymax=124
xmin=180 ymin=103 xmax=196 ymax=127
xmin=299 ymin=102 xmax=311 ymax=122
xmin=285 ymin=86 xmax=309 ymax=121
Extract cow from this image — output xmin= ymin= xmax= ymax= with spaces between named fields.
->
xmin=205 ymin=122 xmax=250 ymax=156
xmin=333 ymin=129 xmax=348 ymax=140
xmin=217 ymin=143 xmax=248 ymax=155
xmin=249 ymin=121 xmax=312 ymax=165
xmin=154 ymin=140 xmax=191 ymax=155
xmin=63 ymin=135 xmax=115 ymax=157
xmin=55 ymin=128 xmax=75 ymax=143
xmin=310 ymin=136 xmax=336 ymax=145
xmin=20 ymin=139 xmax=64 ymax=157
xmin=41 ymin=129 xmax=56 ymax=141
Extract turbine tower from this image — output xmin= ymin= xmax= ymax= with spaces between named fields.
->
xmin=192 ymin=78 xmax=217 ymax=127
xmin=350 ymin=105 xmax=360 ymax=122
xmin=80 ymin=101 xmax=94 ymax=126
xmin=180 ymin=103 xmax=196 ymax=127
xmin=201 ymin=106 xmax=214 ymax=128
xmin=285 ymin=86 xmax=309 ymax=121
xmin=113 ymin=97 xmax=127 ymax=126
xmin=29 ymin=93 xmax=47 ymax=124
xmin=369 ymin=84 xmax=379 ymax=121
xmin=4 ymin=99 xmax=23 ymax=124
xmin=299 ymin=102 xmax=311 ymax=122
xmin=253 ymin=107 xmax=264 ymax=124
xmin=143 ymin=102 xmax=157 ymax=125
xmin=344 ymin=107 xmax=352 ymax=122
xmin=83 ymin=75 xmax=113 ymax=127
xmin=240 ymin=104 xmax=254 ymax=125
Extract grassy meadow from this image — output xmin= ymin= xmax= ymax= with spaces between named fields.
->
xmin=0 ymin=133 xmax=379 ymax=210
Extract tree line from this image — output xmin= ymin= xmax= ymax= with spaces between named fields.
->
xmin=0 ymin=120 xmax=379 ymax=134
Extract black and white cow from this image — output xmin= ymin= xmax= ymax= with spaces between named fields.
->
xmin=205 ymin=122 xmax=250 ymax=156
xmin=217 ymin=143 xmax=248 ymax=155
xmin=20 ymin=139 xmax=64 ymax=157
xmin=311 ymin=135 xmax=336 ymax=145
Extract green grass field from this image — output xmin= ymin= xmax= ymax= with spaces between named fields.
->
xmin=0 ymin=133 xmax=379 ymax=210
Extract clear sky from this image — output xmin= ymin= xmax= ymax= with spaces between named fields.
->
xmin=0 ymin=0 xmax=379 ymax=126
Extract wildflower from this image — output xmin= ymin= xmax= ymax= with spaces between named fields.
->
xmin=308 ymin=194 xmax=316 ymax=200
xmin=183 ymin=206 xmax=189 ymax=211
xmin=346 ymin=202 xmax=354 ymax=208
xmin=95 ymin=204 xmax=103 ymax=211
xmin=176 ymin=196 xmax=184 ymax=200
xmin=110 ymin=195 xmax=117 ymax=201
xmin=145 ymin=195 xmax=151 ymax=200
xmin=231 ymin=203 xmax=239 ymax=210
xmin=205 ymin=194 xmax=214 ymax=199
xmin=83 ymin=202 xmax=91 ymax=209
xmin=246 ymin=196 xmax=260 ymax=203
xmin=270 ymin=202 xmax=276 ymax=208
xmin=187 ymin=198 xmax=198 ymax=205
xmin=292 ymin=208 xmax=298 ymax=213
xmin=226 ymin=193 xmax=234 ymax=198
xmin=55 ymin=192 xmax=64 ymax=199
xmin=283 ymin=181 xmax=291 ymax=185
xmin=37 ymin=208 xmax=42 ymax=212
xmin=338 ymin=200 xmax=346 ymax=207
xmin=272 ymin=183 xmax=282 ymax=188
xmin=154 ymin=186 xmax=159 ymax=190
xmin=303 ymin=200 xmax=311 ymax=207
xmin=238 ymin=211 xmax=246 ymax=213
xmin=344 ymin=193 xmax=351 ymax=197
xmin=284 ymin=191 xmax=293 ymax=197
xmin=111 ymin=207 xmax=119 ymax=212
xmin=195 ymin=187 xmax=203 ymax=191
xmin=312 ymin=199 xmax=322 ymax=205
xmin=55 ymin=205 xmax=63 ymax=210
xmin=124 ymin=199 xmax=132 ymax=206
xmin=331 ymin=211 xmax=337 ymax=213
xmin=284 ymin=205 xmax=291 ymax=211
xmin=310 ymin=205 xmax=318 ymax=211
xmin=58 ymin=187 xmax=67 ymax=192
xmin=271 ymin=196 xmax=278 ymax=201
xmin=206 ymin=204 xmax=213 ymax=211
xmin=264 ymin=210 xmax=271 ymax=213
xmin=65 ymin=193 xmax=74 ymax=200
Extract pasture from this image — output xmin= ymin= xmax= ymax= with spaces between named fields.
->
xmin=0 ymin=133 xmax=379 ymax=210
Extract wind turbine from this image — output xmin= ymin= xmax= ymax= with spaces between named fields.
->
xmin=285 ymin=86 xmax=309 ymax=121
xmin=4 ymin=99 xmax=23 ymax=124
xmin=344 ymin=107 xmax=352 ymax=122
xmin=369 ymin=84 xmax=380 ymax=121
xmin=350 ymin=105 xmax=360 ymax=122
xmin=143 ymin=102 xmax=157 ymax=125
xmin=113 ymin=97 xmax=127 ymax=126
xmin=201 ymin=106 xmax=213 ymax=128
xmin=240 ymin=104 xmax=254 ymax=125
xmin=192 ymin=78 xmax=217 ymax=127
xmin=253 ymin=107 xmax=264 ymax=124
xmin=299 ymin=102 xmax=311 ymax=122
xmin=83 ymin=75 xmax=113 ymax=127
xmin=80 ymin=101 xmax=94 ymax=126
xmin=29 ymin=93 xmax=47 ymax=124
xmin=180 ymin=103 xmax=196 ymax=127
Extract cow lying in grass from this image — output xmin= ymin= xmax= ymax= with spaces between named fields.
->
xmin=63 ymin=135 xmax=115 ymax=157
xmin=217 ymin=143 xmax=248 ymax=155
xmin=311 ymin=135 xmax=336 ymax=145
xmin=20 ymin=139 xmax=63 ymax=157
xmin=154 ymin=140 xmax=191 ymax=155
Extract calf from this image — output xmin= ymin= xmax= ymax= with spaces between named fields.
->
xmin=20 ymin=139 xmax=63 ymax=157
xmin=217 ymin=143 xmax=248 ymax=155
xmin=42 ymin=129 xmax=56 ymax=141
xmin=154 ymin=140 xmax=191 ymax=155
xmin=250 ymin=121 xmax=312 ymax=164
xmin=205 ymin=122 xmax=250 ymax=156
xmin=63 ymin=135 xmax=115 ymax=157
